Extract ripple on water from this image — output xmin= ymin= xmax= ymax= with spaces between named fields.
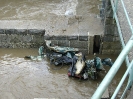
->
xmin=0 ymin=53 xmax=95 ymax=99
xmin=0 ymin=48 xmax=126 ymax=99
xmin=0 ymin=0 xmax=78 ymax=20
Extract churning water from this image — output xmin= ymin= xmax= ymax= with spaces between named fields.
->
xmin=0 ymin=0 xmax=78 ymax=20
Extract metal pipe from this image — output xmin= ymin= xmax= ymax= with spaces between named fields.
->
xmin=91 ymin=36 xmax=133 ymax=99
xmin=115 ymin=0 xmax=118 ymax=12
xmin=111 ymin=0 xmax=130 ymax=67
xmin=111 ymin=60 xmax=133 ymax=99
xmin=121 ymin=81 xmax=130 ymax=99
xmin=122 ymin=61 xmax=133 ymax=99
xmin=114 ymin=9 xmax=130 ymax=67
xmin=110 ymin=0 xmax=125 ymax=48
xmin=113 ymin=0 xmax=118 ymax=18
xmin=92 ymin=0 xmax=133 ymax=98
xmin=120 ymin=0 xmax=133 ymax=35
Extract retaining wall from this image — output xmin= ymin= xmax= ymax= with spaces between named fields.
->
xmin=0 ymin=29 xmax=45 ymax=48
xmin=0 ymin=0 xmax=122 ymax=55
xmin=0 ymin=29 xmax=91 ymax=54
xmin=100 ymin=0 xmax=121 ymax=54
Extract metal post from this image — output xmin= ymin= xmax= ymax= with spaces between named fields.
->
xmin=121 ymin=82 xmax=130 ymax=99
xmin=111 ymin=0 xmax=130 ymax=67
xmin=114 ymin=0 xmax=118 ymax=12
xmin=91 ymin=36 xmax=133 ymax=99
xmin=113 ymin=0 xmax=118 ymax=18
xmin=121 ymin=61 xmax=133 ymax=98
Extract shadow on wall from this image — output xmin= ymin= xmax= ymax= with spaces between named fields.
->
xmin=93 ymin=35 xmax=101 ymax=54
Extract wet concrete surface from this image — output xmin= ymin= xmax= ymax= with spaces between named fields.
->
xmin=0 ymin=48 xmax=127 ymax=99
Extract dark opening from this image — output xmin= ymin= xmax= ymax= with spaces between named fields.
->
xmin=93 ymin=35 xmax=101 ymax=54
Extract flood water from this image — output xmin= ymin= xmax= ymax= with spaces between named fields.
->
xmin=0 ymin=49 xmax=127 ymax=99
xmin=0 ymin=0 xmax=104 ymax=36
xmin=0 ymin=0 xmax=99 ymax=20
xmin=0 ymin=0 xmax=127 ymax=98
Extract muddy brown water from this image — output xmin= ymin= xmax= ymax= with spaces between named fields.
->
xmin=0 ymin=48 xmax=127 ymax=99
xmin=0 ymin=0 xmax=100 ymax=20
xmin=0 ymin=0 xmax=127 ymax=98
xmin=0 ymin=0 xmax=104 ymax=36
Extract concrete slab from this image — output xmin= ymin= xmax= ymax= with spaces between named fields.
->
xmin=101 ymin=88 xmax=109 ymax=99
xmin=0 ymin=15 xmax=103 ymax=36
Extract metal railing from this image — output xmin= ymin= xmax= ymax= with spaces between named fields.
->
xmin=91 ymin=0 xmax=133 ymax=98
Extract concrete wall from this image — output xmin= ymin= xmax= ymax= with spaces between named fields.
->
xmin=0 ymin=29 xmax=45 ymax=48
xmin=100 ymin=0 xmax=121 ymax=54
xmin=0 ymin=29 xmax=91 ymax=54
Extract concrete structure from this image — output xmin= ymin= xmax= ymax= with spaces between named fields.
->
xmin=0 ymin=0 xmax=121 ymax=55
xmin=100 ymin=0 xmax=121 ymax=55
xmin=0 ymin=12 xmax=121 ymax=55
xmin=0 ymin=15 xmax=101 ymax=55
xmin=0 ymin=29 xmax=45 ymax=48
xmin=0 ymin=20 xmax=90 ymax=54
xmin=99 ymin=0 xmax=133 ymax=98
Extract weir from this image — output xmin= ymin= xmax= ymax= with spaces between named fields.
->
xmin=0 ymin=0 xmax=121 ymax=55
xmin=0 ymin=0 xmax=129 ymax=98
